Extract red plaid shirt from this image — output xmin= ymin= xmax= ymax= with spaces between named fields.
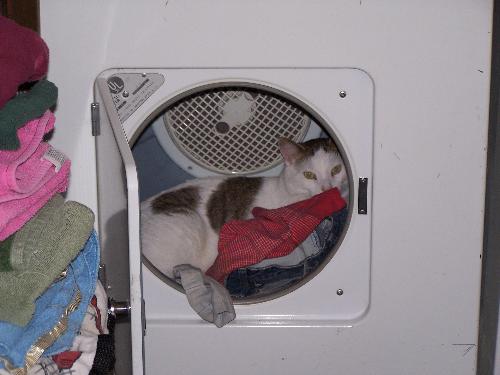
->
xmin=207 ymin=188 xmax=346 ymax=282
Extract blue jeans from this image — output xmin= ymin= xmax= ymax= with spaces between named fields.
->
xmin=225 ymin=208 xmax=348 ymax=299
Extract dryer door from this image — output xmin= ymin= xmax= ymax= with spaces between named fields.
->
xmin=94 ymin=78 xmax=144 ymax=375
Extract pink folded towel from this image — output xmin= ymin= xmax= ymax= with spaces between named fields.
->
xmin=0 ymin=111 xmax=56 ymax=202
xmin=0 ymin=147 xmax=70 ymax=241
xmin=0 ymin=16 xmax=49 ymax=108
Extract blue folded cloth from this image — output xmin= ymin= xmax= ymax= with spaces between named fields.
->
xmin=0 ymin=230 xmax=100 ymax=371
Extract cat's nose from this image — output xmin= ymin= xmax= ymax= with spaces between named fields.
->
xmin=321 ymin=184 xmax=331 ymax=192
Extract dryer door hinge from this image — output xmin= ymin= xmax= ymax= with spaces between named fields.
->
xmin=91 ymin=102 xmax=100 ymax=136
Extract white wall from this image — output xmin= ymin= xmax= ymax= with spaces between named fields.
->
xmin=40 ymin=1 xmax=494 ymax=374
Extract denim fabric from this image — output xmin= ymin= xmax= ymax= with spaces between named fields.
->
xmin=0 ymin=231 xmax=100 ymax=370
xmin=226 ymin=208 xmax=348 ymax=298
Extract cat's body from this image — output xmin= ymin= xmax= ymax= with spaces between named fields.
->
xmin=141 ymin=138 xmax=348 ymax=278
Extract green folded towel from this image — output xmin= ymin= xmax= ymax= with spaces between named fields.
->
xmin=0 ymin=235 xmax=14 ymax=271
xmin=0 ymin=194 xmax=95 ymax=326
xmin=0 ymin=79 xmax=58 ymax=150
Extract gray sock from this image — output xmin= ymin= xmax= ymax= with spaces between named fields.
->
xmin=173 ymin=264 xmax=235 ymax=328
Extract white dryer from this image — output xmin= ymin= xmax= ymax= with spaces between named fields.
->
xmin=40 ymin=1 xmax=494 ymax=374
xmin=93 ymin=67 xmax=373 ymax=373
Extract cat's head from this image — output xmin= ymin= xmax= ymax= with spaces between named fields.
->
xmin=279 ymin=137 xmax=349 ymax=200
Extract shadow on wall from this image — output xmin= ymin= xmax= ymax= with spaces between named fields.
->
xmin=478 ymin=0 xmax=500 ymax=373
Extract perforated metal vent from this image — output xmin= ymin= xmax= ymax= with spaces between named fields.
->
xmin=163 ymin=89 xmax=311 ymax=174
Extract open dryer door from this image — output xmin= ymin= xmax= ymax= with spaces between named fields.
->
xmin=94 ymin=78 xmax=144 ymax=375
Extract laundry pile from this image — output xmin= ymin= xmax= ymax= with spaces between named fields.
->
xmin=176 ymin=188 xmax=347 ymax=328
xmin=0 ymin=16 xmax=114 ymax=375
xmin=207 ymin=187 xmax=347 ymax=283
xmin=225 ymin=205 xmax=348 ymax=298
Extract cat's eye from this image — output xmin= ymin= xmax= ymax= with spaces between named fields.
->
xmin=303 ymin=171 xmax=317 ymax=180
xmin=331 ymin=164 xmax=342 ymax=176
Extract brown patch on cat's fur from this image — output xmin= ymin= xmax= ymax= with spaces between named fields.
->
xmin=151 ymin=186 xmax=200 ymax=215
xmin=299 ymin=138 xmax=338 ymax=158
xmin=206 ymin=177 xmax=263 ymax=231
xmin=279 ymin=137 xmax=338 ymax=164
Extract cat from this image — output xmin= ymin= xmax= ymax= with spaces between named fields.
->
xmin=140 ymin=137 xmax=349 ymax=279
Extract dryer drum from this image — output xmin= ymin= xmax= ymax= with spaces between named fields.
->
xmin=163 ymin=88 xmax=311 ymax=175
xmin=133 ymin=85 xmax=351 ymax=303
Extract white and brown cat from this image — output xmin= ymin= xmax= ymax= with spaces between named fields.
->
xmin=140 ymin=137 xmax=348 ymax=278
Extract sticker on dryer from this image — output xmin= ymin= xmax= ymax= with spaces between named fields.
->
xmin=106 ymin=73 xmax=165 ymax=123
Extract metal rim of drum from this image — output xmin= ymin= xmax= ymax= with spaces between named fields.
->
xmin=163 ymin=88 xmax=311 ymax=175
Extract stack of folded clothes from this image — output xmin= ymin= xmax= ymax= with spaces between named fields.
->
xmin=0 ymin=16 xmax=114 ymax=375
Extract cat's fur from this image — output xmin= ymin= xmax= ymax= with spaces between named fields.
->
xmin=141 ymin=137 xmax=348 ymax=278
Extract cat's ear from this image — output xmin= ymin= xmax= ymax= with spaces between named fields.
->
xmin=326 ymin=138 xmax=338 ymax=151
xmin=278 ymin=137 xmax=304 ymax=165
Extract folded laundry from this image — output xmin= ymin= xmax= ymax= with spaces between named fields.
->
xmin=0 ymin=111 xmax=57 ymax=202
xmin=22 ymin=280 xmax=110 ymax=375
xmin=0 ymin=16 xmax=49 ymax=110
xmin=0 ymin=148 xmax=70 ymax=241
xmin=50 ymin=334 xmax=97 ymax=375
xmin=23 ymin=328 xmax=116 ymax=375
xmin=0 ymin=195 xmax=94 ymax=325
xmin=0 ymin=80 xmax=58 ymax=151
xmin=174 ymin=264 xmax=236 ymax=328
xmin=86 ymin=280 xmax=109 ymax=337
xmin=0 ymin=231 xmax=100 ymax=373
xmin=226 ymin=207 xmax=348 ymax=298
xmin=207 ymin=188 xmax=346 ymax=283
xmin=0 ymin=236 xmax=13 ymax=272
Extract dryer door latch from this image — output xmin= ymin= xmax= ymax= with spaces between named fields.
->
xmin=91 ymin=102 xmax=100 ymax=136
xmin=358 ymin=177 xmax=368 ymax=214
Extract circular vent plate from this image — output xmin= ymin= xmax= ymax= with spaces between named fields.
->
xmin=163 ymin=88 xmax=311 ymax=174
